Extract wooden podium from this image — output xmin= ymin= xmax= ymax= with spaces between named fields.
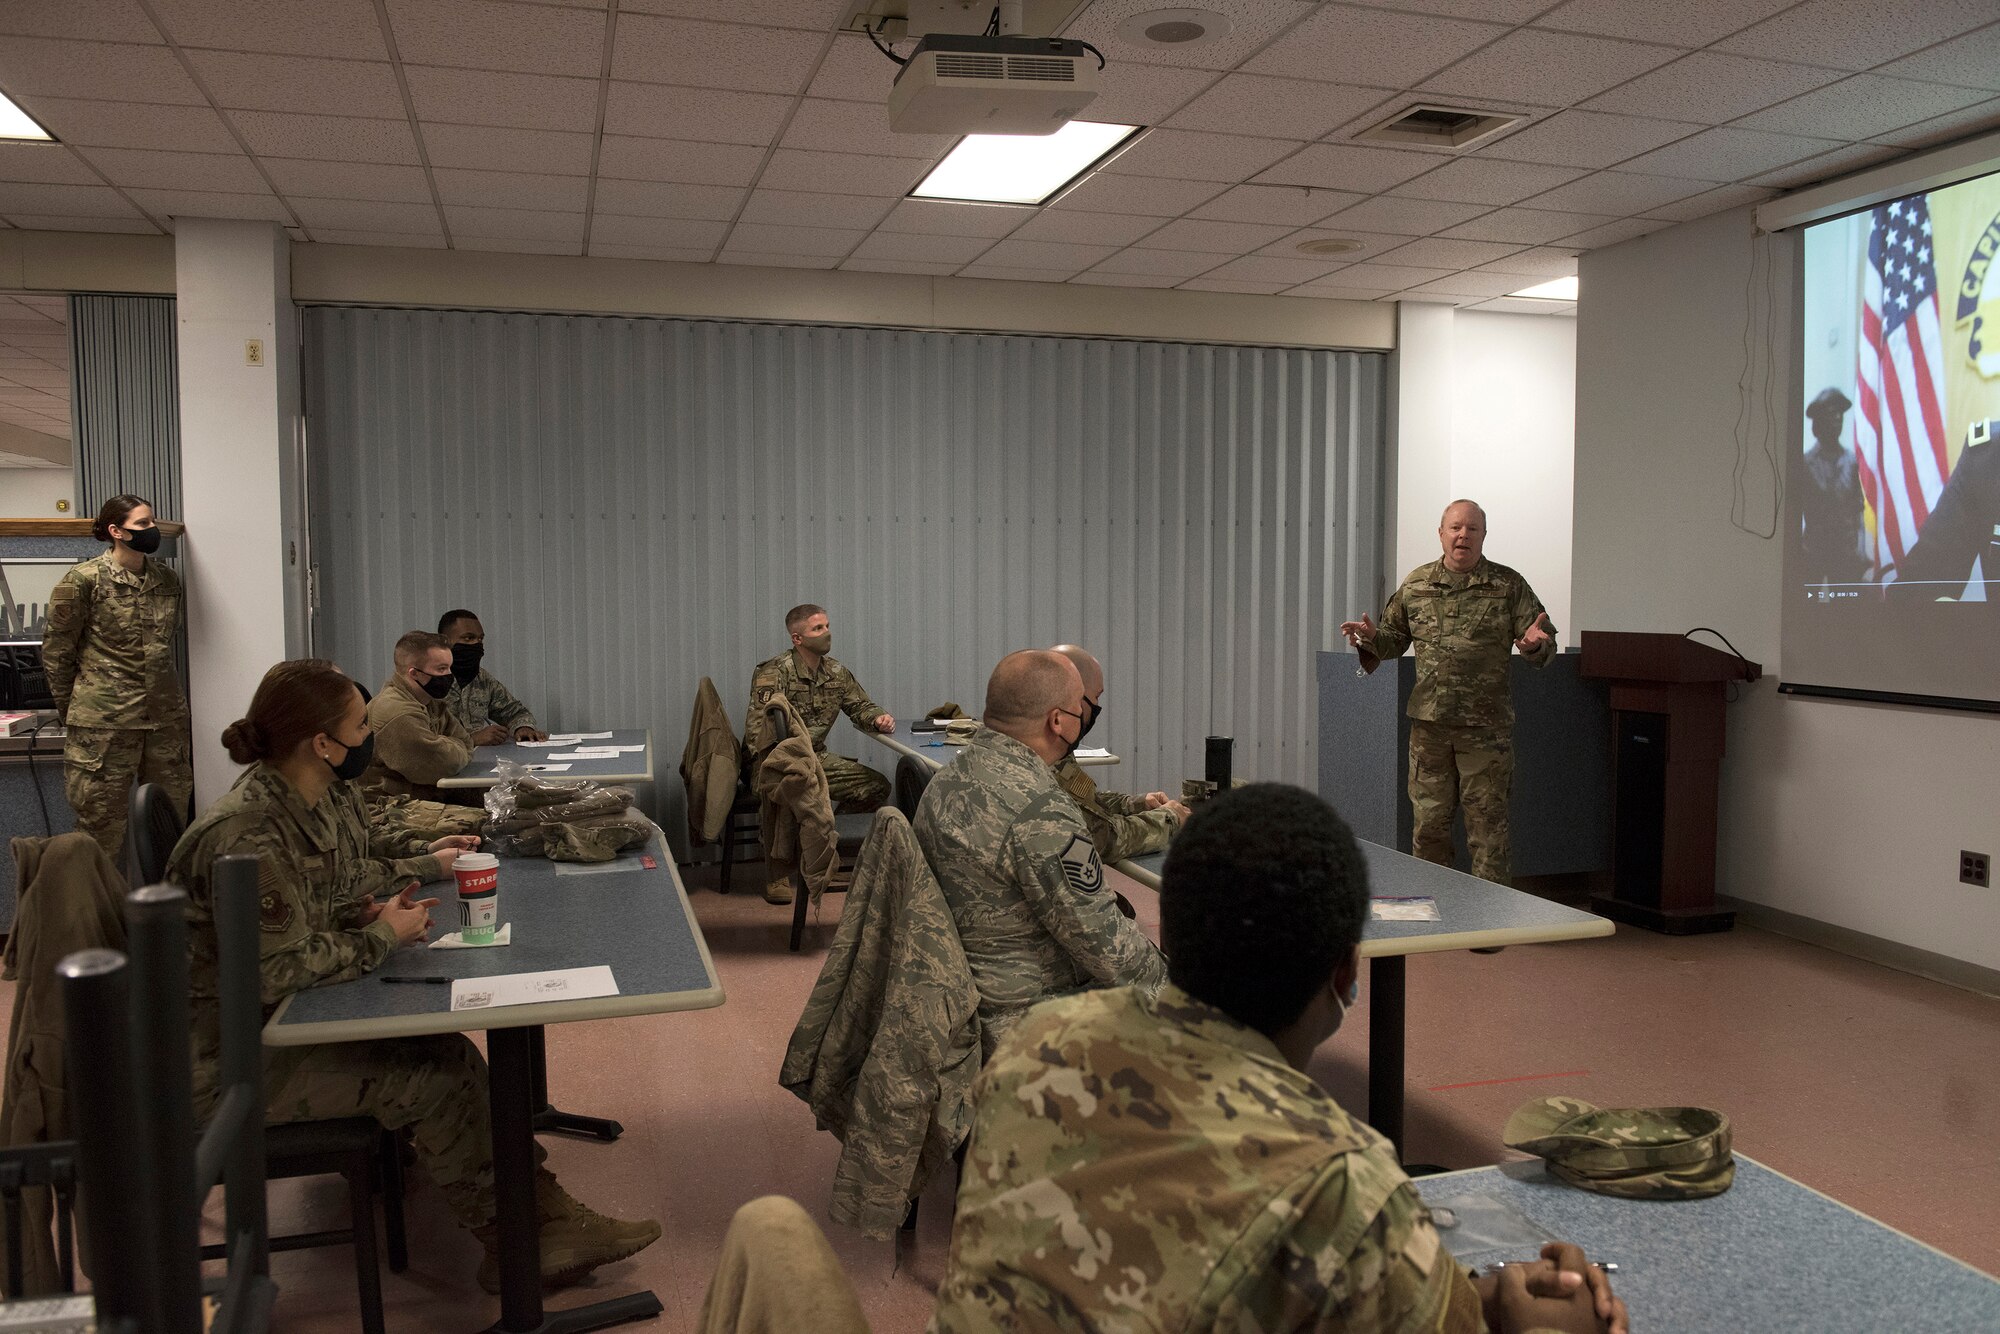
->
xmin=1579 ymin=632 xmax=1761 ymax=935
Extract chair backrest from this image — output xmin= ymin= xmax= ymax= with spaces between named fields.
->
xmin=127 ymin=783 xmax=186 ymax=888
xmin=893 ymin=755 xmax=932 ymax=823
xmin=0 ymin=1142 xmax=78 ymax=1299
xmin=765 ymin=703 xmax=792 ymax=743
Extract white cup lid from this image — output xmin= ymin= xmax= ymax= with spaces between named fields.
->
xmin=455 ymin=852 xmax=499 ymax=871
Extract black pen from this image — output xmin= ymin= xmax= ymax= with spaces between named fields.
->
xmin=381 ymin=976 xmax=452 ymax=985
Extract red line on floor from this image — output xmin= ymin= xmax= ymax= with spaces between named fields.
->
xmin=1426 ymin=1069 xmax=1590 ymax=1092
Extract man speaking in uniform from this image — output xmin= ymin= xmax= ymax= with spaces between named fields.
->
xmin=745 ymin=604 xmax=894 ymax=812
xmin=1340 ymin=500 xmax=1555 ymax=886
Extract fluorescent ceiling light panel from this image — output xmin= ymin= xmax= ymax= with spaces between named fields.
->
xmin=912 ymin=121 xmax=1141 ymax=206
xmin=0 ymin=92 xmax=52 ymax=142
xmin=1511 ymin=275 xmax=1578 ymax=300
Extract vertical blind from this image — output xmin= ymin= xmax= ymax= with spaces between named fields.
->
xmin=70 ymin=294 xmax=181 ymax=520
xmin=304 ymin=307 xmax=1385 ymax=849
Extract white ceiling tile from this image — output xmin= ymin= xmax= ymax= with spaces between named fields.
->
xmin=1473 ymin=247 xmax=1580 ymax=276
xmin=124 ymin=188 xmax=292 ymax=222
xmin=591 ymin=241 xmax=713 ymax=261
xmin=804 ymin=34 xmax=898 ymax=103
xmin=306 ymin=228 xmax=445 ymax=247
xmin=1137 ymin=217 xmax=1295 ymax=253
xmin=1320 ymin=194 xmax=1489 ymax=234
xmin=958 ymin=263 xmax=1085 ymax=282
xmin=612 ymin=16 xmax=823 ymax=94
xmin=1084 ymin=62 xmax=1220 ymax=127
xmin=1374 ymin=236 xmax=1525 ymax=268
xmin=1717 ymin=0 xmax=1997 ymax=71
xmin=1406 ymin=270 xmax=1526 ymax=296
xmin=1561 ymin=216 xmax=1673 ymax=247
xmin=151 ymin=0 xmax=387 ymax=58
xmin=1483 ymin=109 xmax=1701 ymax=168
xmin=387 ymin=0 xmax=605 ymax=78
xmin=603 ymin=82 xmax=794 ymax=146
xmin=1441 ymin=207 xmax=1619 ymax=243
xmin=1877 ymin=22 xmax=2000 ymax=93
xmin=978 ymin=238 xmax=1121 ymax=269
xmin=291 ymin=197 xmax=442 ymax=231
xmin=624 ymin=0 xmax=842 ymax=26
xmin=757 ymin=148 xmax=923 ymax=196
xmin=1532 ymin=0 xmax=1795 ymax=48
xmin=407 ymin=67 xmax=603 ymax=134
xmin=1102 ymin=129 xmax=1301 ymax=183
xmin=262 ymin=158 xmax=433 ymax=202
xmin=17 ymin=99 xmax=235 ymax=154
xmin=876 ymin=199 xmax=1033 ymax=237
xmin=1251 ymin=143 xmax=1444 ymax=192
xmin=187 ymin=51 xmax=405 ymax=119
xmin=1009 ymin=210 xmax=1162 ymax=246
xmin=0 ymin=1 xmax=159 ymax=43
xmin=443 ymin=206 xmax=585 ymax=242
xmin=1520 ymin=170 xmax=1713 ymax=215
xmin=1389 ymin=158 xmax=1589 ymax=206
xmin=1740 ymin=76 xmax=1992 ymax=142
xmin=1582 ymin=51 xmax=1843 ymax=124
xmin=1422 ymin=30 xmax=1686 ymax=106
xmin=231 ymin=112 xmax=421 ymax=165
xmin=1348 ymin=0 xmax=1549 ymax=20
xmin=1046 ymin=173 xmax=1225 ymax=217
xmin=1471 ymin=296 xmax=1576 ymax=314
xmin=1395 ymin=292 xmax=1480 ymax=304
xmin=1180 ymin=277 xmax=1291 ymax=293
xmin=589 ymin=214 xmax=730 ymax=247
xmin=1867 ymin=97 xmax=2000 ymax=150
xmin=1190 ymin=183 xmax=1360 ymax=226
xmin=1198 ymin=254 xmax=1353 ymax=284
xmin=1064 ymin=0 xmax=1318 ymax=72
xmin=725 ymin=221 xmax=865 ymax=256
xmin=1254 ymin=228 xmax=1413 ymax=260
xmin=840 ymin=257 xmax=960 ymax=275
xmin=715 ymin=250 xmax=840 ymax=269
xmin=589 ymin=179 xmax=744 ymax=219
xmin=0 ymin=145 xmax=99 ymax=185
xmin=453 ymin=237 xmax=582 ymax=255
xmin=847 ymin=231 xmax=995 ymax=264
xmin=1641 ymin=181 xmax=1776 ymax=220
xmin=73 ymin=147 xmax=265 ymax=193
xmin=738 ymin=189 xmax=897 ymax=230
xmin=1070 ymin=271 xmax=1184 ymax=288
xmin=598 ymin=136 xmax=764 ymax=186
xmin=1246 ymin=5 xmax=1510 ymax=87
xmin=424 ymin=124 xmax=595 ymax=176
xmin=780 ymin=98 xmax=954 ymax=161
xmin=1088 ymin=248 xmax=1224 ymax=277
xmin=1741 ymin=144 xmax=1902 ymax=191
xmin=1304 ymin=261 xmax=1452 ymax=288
xmin=0 ymin=38 xmax=203 ymax=104
xmin=1166 ymin=75 xmax=1391 ymax=142
xmin=432 ymin=169 xmax=589 ymax=211
xmin=1617 ymin=126 xmax=1844 ymax=182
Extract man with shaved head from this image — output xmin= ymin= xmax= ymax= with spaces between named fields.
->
xmin=1048 ymin=644 xmax=1188 ymax=861
xmin=914 ymin=649 xmax=1167 ymax=1051
xmin=1339 ymin=500 xmax=1555 ymax=888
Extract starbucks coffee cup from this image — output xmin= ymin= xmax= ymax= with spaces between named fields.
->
xmin=453 ymin=853 xmax=500 ymax=944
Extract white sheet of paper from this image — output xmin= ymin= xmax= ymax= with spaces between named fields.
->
xmin=515 ymin=739 xmax=567 ymax=748
xmin=567 ymin=731 xmax=614 ymax=740
xmin=1371 ymin=896 xmax=1441 ymax=922
xmin=550 ymin=748 xmax=619 ymax=760
xmin=1074 ymin=747 xmax=1112 ymax=758
xmin=608 ymin=745 xmax=645 ymax=752
xmin=451 ymin=965 xmax=618 ymax=1012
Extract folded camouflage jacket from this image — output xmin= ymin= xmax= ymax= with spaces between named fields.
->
xmin=751 ymin=693 xmax=839 ymax=904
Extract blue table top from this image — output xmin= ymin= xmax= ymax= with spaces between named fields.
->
xmin=873 ymin=719 xmax=1119 ymax=769
xmin=1418 ymin=1157 xmax=2000 ymax=1332
xmin=265 ymin=823 xmax=721 ymax=1044
xmin=439 ymin=727 xmax=654 ymax=789
xmin=1120 ymin=840 xmax=1612 ymax=958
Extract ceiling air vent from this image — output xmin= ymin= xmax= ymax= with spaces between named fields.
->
xmin=1356 ymin=104 xmax=1521 ymax=151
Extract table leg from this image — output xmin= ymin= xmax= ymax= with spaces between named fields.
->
xmin=528 ymin=1024 xmax=624 ymax=1142
xmin=1366 ymin=955 xmax=1406 ymax=1157
xmin=485 ymin=1027 xmax=663 ymax=1334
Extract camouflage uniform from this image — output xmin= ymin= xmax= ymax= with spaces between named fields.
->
xmin=41 ymin=551 xmax=193 ymax=858
xmin=913 ymin=727 xmax=1167 ymax=1053
xmin=168 ymin=764 xmax=497 ymax=1228
xmin=361 ymin=675 xmax=474 ymax=804
xmin=929 ymin=984 xmax=1486 ymax=1333
xmin=746 ymin=649 xmax=888 ymax=812
xmin=446 ymin=668 xmax=539 ymax=738
xmin=1054 ymin=756 xmax=1179 ymax=862
xmin=1365 ymin=558 xmax=1555 ymax=886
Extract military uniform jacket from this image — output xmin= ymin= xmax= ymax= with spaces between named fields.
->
xmin=745 ymin=649 xmax=883 ymax=754
xmin=1898 ymin=436 xmax=1999 ymax=599
xmin=168 ymin=765 xmax=404 ymax=1114
xmin=1054 ymin=756 xmax=1179 ymax=863
xmin=930 ymin=984 xmax=1486 ymax=1334
xmin=446 ymin=668 xmax=538 ymax=736
xmin=41 ymin=551 xmax=188 ymax=729
xmin=913 ymin=727 xmax=1167 ymax=1051
xmin=1366 ymin=557 xmax=1556 ymax=729
xmin=361 ymin=675 xmax=473 ymax=802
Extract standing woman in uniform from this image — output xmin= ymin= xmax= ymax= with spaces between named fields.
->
xmin=41 ymin=493 xmax=193 ymax=858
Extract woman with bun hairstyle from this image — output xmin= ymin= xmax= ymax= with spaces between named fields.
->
xmin=167 ymin=659 xmax=661 ymax=1293
xmin=41 ymin=493 xmax=192 ymax=857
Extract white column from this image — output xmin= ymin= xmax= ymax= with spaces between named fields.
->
xmin=176 ymin=219 xmax=302 ymax=804
xmin=1389 ymin=301 xmax=1456 ymax=584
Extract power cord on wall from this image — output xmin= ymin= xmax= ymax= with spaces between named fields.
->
xmin=1684 ymin=626 xmax=1754 ymax=701
xmin=1729 ymin=225 xmax=1786 ymax=540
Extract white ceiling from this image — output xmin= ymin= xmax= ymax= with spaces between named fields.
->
xmin=0 ymin=293 xmax=69 ymax=446
xmin=0 ymin=0 xmax=1997 ymax=318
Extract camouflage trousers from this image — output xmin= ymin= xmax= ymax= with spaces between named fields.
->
xmin=382 ymin=796 xmax=488 ymax=843
xmin=1408 ymin=719 xmax=1514 ymax=885
xmin=63 ymin=723 xmax=193 ymax=861
xmin=818 ymin=751 xmax=888 ymax=814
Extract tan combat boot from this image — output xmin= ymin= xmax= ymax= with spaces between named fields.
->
xmin=762 ymin=876 xmax=794 ymax=905
xmin=474 ymin=1174 xmax=661 ymax=1294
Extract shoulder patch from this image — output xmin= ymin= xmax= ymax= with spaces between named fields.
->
xmin=1059 ymin=833 xmax=1104 ymax=895
xmin=258 ymin=886 xmax=293 ymax=932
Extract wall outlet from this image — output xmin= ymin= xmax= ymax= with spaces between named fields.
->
xmin=245 ymin=339 xmax=264 ymax=366
xmin=1962 ymin=851 xmax=1991 ymax=888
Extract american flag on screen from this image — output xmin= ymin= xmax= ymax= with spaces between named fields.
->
xmin=1854 ymin=195 xmax=1950 ymax=576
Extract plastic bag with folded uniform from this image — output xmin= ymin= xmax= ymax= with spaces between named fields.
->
xmin=481 ymin=761 xmax=652 ymax=863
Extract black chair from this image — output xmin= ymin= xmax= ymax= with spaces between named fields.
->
xmin=759 ymin=706 xmax=873 ymax=951
xmin=893 ymin=755 xmax=933 ymax=823
xmin=0 ymin=1142 xmax=77 ymax=1299
xmin=713 ymin=773 xmax=762 ymax=895
xmin=128 ymin=781 xmax=188 ymax=889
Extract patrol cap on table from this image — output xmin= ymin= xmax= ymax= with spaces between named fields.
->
xmin=1503 ymin=1095 xmax=1734 ymax=1201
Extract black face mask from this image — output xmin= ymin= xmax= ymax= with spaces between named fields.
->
xmin=1054 ymin=705 xmax=1087 ymax=760
xmin=326 ymin=732 xmax=373 ymax=782
xmin=123 ymin=526 xmax=162 ymax=555
xmin=450 ymin=642 xmax=484 ymax=684
xmin=418 ymin=671 xmax=453 ymax=700
xmin=1079 ymin=697 xmax=1101 ymax=742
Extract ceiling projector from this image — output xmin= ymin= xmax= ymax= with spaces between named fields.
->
xmin=887 ymin=33 xmax=1100 ymax=136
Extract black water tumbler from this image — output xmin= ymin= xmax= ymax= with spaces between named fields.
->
xmin=1204 ymin=735 xmax=1233 ymax=789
